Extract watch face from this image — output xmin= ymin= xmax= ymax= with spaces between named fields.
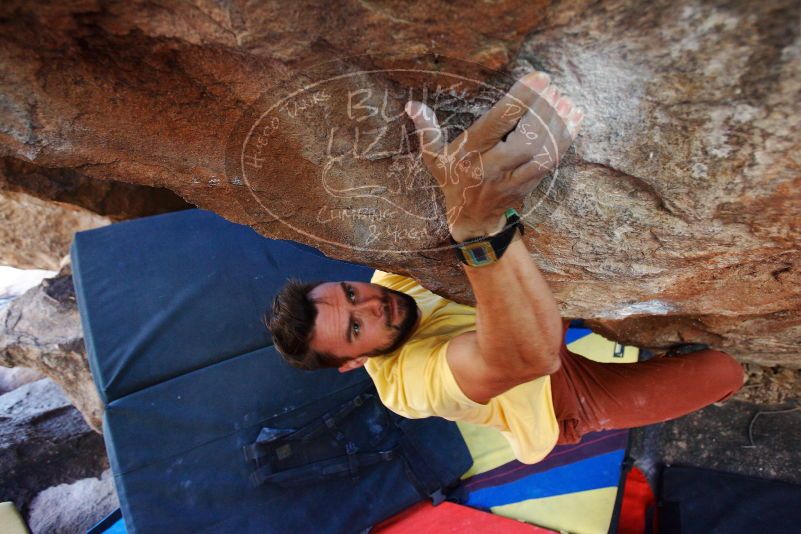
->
xmin=471 ymin=247 xmax=488 ymax=263
xmin=461 ymin=241 xmax=498 ymax=266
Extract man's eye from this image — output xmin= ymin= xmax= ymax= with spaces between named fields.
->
xmin=352 ymin=321 xmax=360 ymax=336
xmin=347 ymin=286 xmax=356 ymax=303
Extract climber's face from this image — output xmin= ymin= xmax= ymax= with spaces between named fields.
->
xmin=307 ymin=281 xmax=420 ymax=372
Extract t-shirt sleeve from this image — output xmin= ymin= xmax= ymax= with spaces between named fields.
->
xmin=367 ymin=334 xmax=489 ymax=422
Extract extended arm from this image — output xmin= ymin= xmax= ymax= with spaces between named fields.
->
xmin=407 ymin=72 xmax=582 ymax=403
xmin=450 ymin=235 xmax=563 ymax=403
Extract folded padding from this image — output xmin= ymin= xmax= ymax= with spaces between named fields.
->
xmin=71 ymin=209 xmax=373 ymax=404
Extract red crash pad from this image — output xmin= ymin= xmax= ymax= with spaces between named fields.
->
xmin=373 ymin=502 xmax=556 ymax=533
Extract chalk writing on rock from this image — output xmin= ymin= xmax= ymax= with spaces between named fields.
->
xmin=231 ymin=56 xmax=559 ymax=253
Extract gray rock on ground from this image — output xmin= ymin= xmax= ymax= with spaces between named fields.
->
xmin=0 ymin=379 xmax=108 ymax=515
xmin=0 ymin=366 xmax=43 ymax=395
xmin=0 ymin=270 xmax=102 ymax=431
xmin=27 ymin=470 xmax=119 ymax=534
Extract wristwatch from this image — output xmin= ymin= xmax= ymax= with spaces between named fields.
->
xmin=452 ymin=208 xmax=524 ymax=267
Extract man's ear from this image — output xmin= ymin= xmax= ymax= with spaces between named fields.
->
xmin=338 ymin=356 xmax=368 ymax=373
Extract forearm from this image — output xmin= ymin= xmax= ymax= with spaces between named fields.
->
xmin=463 ymin=233 xmax=563 ymax=377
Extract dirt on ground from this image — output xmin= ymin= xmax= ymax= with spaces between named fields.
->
xmin=631 ymin=360 xmax=801 ymax=493
xmin=734 ymin=363 xmax=801 ymax=405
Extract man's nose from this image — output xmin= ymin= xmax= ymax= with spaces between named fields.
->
xmin=357 ymin=296 xmax=385 ymax=318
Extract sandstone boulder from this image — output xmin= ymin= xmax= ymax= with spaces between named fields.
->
xmin=0 ymin=0 xmax=797 ymax=364
xmin=0 ymin=271 xmax=102 ymax=431
xmin=0 ymin=157 xmax=193 ymax=221
xmin=0 ymin=189 xmax=110 ymax=271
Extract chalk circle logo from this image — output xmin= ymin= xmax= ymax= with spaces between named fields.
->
xmin=225 ymin=54 xmax=564 ymax=254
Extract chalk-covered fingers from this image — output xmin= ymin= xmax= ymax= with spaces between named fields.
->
xmin=403 ymin=71 xmax=584 ymax=236
xmin=464 ymin=71 xmax=552 ymax=153
xmin=482 ymin=88 xmax=563 ymax=171
xmin=405 ymin=101 xmax=446 ymax=168
xmin=554 ymin=92 xmax=584 ymax=138
xmin=486 ymin=82 xmax=584 ymax=186
xmin=510 ymin=127 xmax=582 ymax=187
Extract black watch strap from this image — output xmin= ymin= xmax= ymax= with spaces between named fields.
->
xmin=451 ymin=208 xmax=524 ymax=267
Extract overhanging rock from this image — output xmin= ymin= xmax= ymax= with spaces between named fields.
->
xmin=0 ymin=0 xmax=798 ymax=364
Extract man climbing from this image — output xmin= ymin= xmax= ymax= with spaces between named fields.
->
xmin=265 ymin=71 xmax=744 ymax=464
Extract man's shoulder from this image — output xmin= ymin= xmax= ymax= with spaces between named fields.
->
xmin=371 ymin=270 xmax=455 ymax=310
xmin=371 ymin=269 xmax=417 ymax=291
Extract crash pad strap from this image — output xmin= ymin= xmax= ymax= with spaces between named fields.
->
xmin=250 ymin=449 xmax=398 ymax=487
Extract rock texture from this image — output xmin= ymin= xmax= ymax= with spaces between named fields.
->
xmin=0 ymin=0 xmax=798 ymax=364
xmin=0 ymin=379 xmax=108 ymax=515
xmin=0 ymin=157 xmax=193 ymax=221
xmin=735 ymin=363 xmax=801 ymax=405
xmin=0 ymin=189 xmax=110 ymax=271
xmin=0 ymin=270 xmax=102 ymax=431
xmin=0 ymin=366 xmax=43 ymax=395
xmin=517 ymin=0 xmax=801 ymax=366
xmin=27 ymin=470 xmax=118 ymax=534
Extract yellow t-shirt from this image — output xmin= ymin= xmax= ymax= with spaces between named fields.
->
xmin=365 ymin=270 xmax=560 ymax=464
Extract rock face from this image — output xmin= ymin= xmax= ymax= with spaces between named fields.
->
xmin=0 ymin=152 xmax=192 ymax=272
xmin=0 ymin=379 xmax=108 ymax=515
xmin=516 ymin=0 xmax=801 ymax=366
xmin=0 ymin=157 xmax=194 ymax=221
xmin=0 ymin=366 xmax=43 ymax=395
xmin=0 ymin=0 xmax=798 ymax=364
xmin=0 ymin=189 xmax=110 ymax=271
xmin=27 ymin=470 xmax=119 ymax=534
xmin=0 ymin=270 xmax=102 ymax=431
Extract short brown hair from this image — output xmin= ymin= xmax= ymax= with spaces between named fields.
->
xmin=263 ymin=279 xmax=342 ymax=371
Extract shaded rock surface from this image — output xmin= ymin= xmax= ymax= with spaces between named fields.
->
xmin=0 ymin=366 xmax=43 ymax=395
xmin=0 ymin=0 xmax=798 ymax=364
xmin=0 ymin=379 xmax=108 ymax=516
xmin=0 ymin=157 xmax=193 ymax=221
xmin=0 ymin=270 xmax=102 ymax=431
xmin=27 ymin=470 xmax=118 ymax=534
xmin=0 ymin=189 xmax=110 ymax=271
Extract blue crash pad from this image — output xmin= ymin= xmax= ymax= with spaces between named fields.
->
xmin=71 ymin=209 xmax=373 ymax=404
xmin=71 ymin=209 xmax=390 ymax=532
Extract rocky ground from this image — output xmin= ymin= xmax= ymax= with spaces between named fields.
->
xmin=632 ymin=399 xmax=801 ymax=484
xmin=630 ymin=360 xmax=801 ymax=507
xmin=0 ymin=374 xmax=114 ymax=532
xmin=734 ymin=363 xmax=801 ymax=405
xmin=26 ymin=470 xmax=118 ymax=534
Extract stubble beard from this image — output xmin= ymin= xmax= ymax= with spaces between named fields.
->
xmin=372 ymin=288 xmax=420 ymax=356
